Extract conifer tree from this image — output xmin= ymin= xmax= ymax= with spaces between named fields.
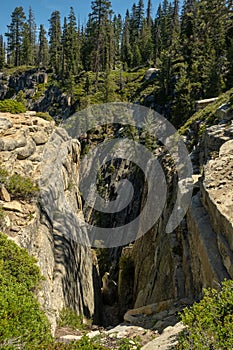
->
xmin=37 ymin=24 xmax=49 ymax=67
xmin=121 ymin=10 xmax=133 ymax=69
xmin=132 ymin=43 xmax=142 ymax=67
xmin=0 ymin=35 xmax=5 ymax=69
xmin=139 ymin=18 xmax=153 ymax=64
xmin=48 ymin=10 xmax=62 ymax=74
xmin=62 ymin=7 xmax=80 ymax=78
xmin=146 ymin=0 xmax=152 ymax=27
xmin=85 ymin=0 xmax=113 ymax=73
xmin=112 ymin=14 xmax=122 ymax=69
xmin=27 ymin=7 xmax=37 ymax=65
xmin=21 ymin=23 xmax=31 ymax=65
xmin=21 ymin=7 xmax=36 ymax=66
xmin=129 ymin=3 xmax=138 ymax=41
xmin=153 ymin=4 xmax=163 ymax=62
xmin=5 ymin=7 xmax=26 ymax=66
xmin=136 ymin=0 xmax=145 ymax=32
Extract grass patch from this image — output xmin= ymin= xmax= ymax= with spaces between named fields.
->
xmin=58 ymin=308 xmax=92 ymax=332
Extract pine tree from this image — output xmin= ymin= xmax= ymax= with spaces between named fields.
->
xmin=27 ymin=7 xmax=37 ymax=65
xmin=0 ymin=35 xmax=5 ymax=69
xmin=85 ymin=0 xmax=113 ymax=73
xmin=172 ymin=0 xmax=180 ymax=39
xmin=62 ymin=7 xmax=81 ymax=80
xmin=121 ymin=10 xmax=133 ymax=69
xmin=21 ymin=22 xmax=31 ymax=65
xmin=171 ymin=63 xmax=195 ymax=127
xmin=37 ymin=24 xmax=49 ymax=67
xmin=153 ymin=4 xmax=163 ymax=62
xmin=129 ymin=0 xmax=144 ymax=42
xmin=139 ymin=18 xmax=153 ymax=64
xmin=48 ymin=11 xmax=62 ymax=74
xmin=67 ymin=7 xmax=80 ymax=75
xmin=112 ymin=14 xmax=122 ymax=69
xmin=136 ymin=0 xmax=145 ymax=32
xmin=61 ymin=17 xmax=68 ymax=76
xmin=180 ymin=0 xmax=229 ymax=99
xmin=129 ymin=3 xmax=138 ymax=42
xmin=199 ymin=0 xmax=229 ymax=96
xmin=132 ymin=43 xmax=142 ymax=67
xmin=5 ymin=7 xmax=26 ymax=66
xmin=21 ymin=7 xmax=37 ymax=66
xmin=146 ymin=0 xmax=152 ymax=27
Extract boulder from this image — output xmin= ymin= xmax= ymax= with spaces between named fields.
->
xmin=141 ymin=322 xmax=185 ymax=350
xmin=216 ymin=103 xmax=233 ymax=121
xmin=0 ymin=117 xmax=12 ymax=131
xmin=16 ymin=137 xmax=36 ymax=159
xmin=0 ymin=132 xmax=27 ymax=152
xmin=144 ymin=68 xmax=160 ymax=80
xmin=3 ymin=201 xmax=23 ymax=212
xmin=31 ymin=131 xmax=49 ymax=145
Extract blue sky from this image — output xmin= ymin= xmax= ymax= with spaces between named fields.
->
xmin=0 ymin=0 xmax=164 ymax=38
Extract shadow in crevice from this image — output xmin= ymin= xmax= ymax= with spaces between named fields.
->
xmin=52 ymin=225 xmax=103 ymax=324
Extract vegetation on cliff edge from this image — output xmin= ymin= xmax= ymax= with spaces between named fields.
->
xmin=177 ymin=279 xmax=233 ymax=350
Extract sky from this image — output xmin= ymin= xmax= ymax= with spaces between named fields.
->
xmin=0 ymin=0 xmax=163 ymax=38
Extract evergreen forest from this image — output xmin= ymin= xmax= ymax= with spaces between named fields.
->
xmin=1 ymin=0 xmax=233 ymax=126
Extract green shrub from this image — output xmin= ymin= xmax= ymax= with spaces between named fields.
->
xmin=27 ymin=335 xmax=109 ymax=350
xmin=177 ymin=279 xmax=233 ymax=349
xmin=6 ymin=173 xmax=39 ymax=199
xmin=35 ymin=111 xmax=53 ymax=122
xmin=58 ymin=308 xmax=91 ymax=331
xmin=118 ymin=338 xmax=141 ymax=350
xmin=0 ymin=206 xmax=4 ymax=225
xmin=32 ymin=83 xmax=46 ymax=101
xmin=15 ymin=90 xmax=27 ymax=107
xmin=0 ymin=232 xmax=51 ymax=349
xmin=0 ymin=233 xmax=110 ymax=350
xmin=0 ymin=99 xmax=26 ymax=114
xmin=0 ymin=167 xmax=8 ymax=184
xmin=0 ymin=167 xmax=39 ymax=200
xmin=119 ymin=255 xmax=134 ymax=277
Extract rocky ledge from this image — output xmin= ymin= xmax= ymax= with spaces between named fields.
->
xmin=187 ymin=137 xmax=233 ymax=297
xmin=0 ymin=112 xmax=101 ymax=333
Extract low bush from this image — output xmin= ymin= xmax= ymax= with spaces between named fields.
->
xmin=0 ymin=99 xmax=26 ymax=114
xmin=0 ymin=232 xmax=51 ymax=349
xmin=58 ymin=308 xmax=91 ymax=331
xmin=35 ymin=111 xmax=54 ymax=121
xmin=0 ymin=167 xmax=39 ymax=200
xmin=177 ymin=279 xmax=233 ymax=349
xmin=6 ymin=173 xmax=39 ymax=199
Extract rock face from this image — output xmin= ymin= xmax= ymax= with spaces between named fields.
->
xmin=0 ymin=112 xmax=102 ymax=333
xmin=130 ymin=153 xmax=194 ymax=309
xmin=129 ymin=121 xmax=233 ymax=314
xmin=187 ymin=139 xmax=233 ymax=296
xmin=0 ymin=69 xmax=71 ymax=118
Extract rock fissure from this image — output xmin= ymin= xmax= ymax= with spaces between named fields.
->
xmin=0 ymin=110 xmax=233 ymax=348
